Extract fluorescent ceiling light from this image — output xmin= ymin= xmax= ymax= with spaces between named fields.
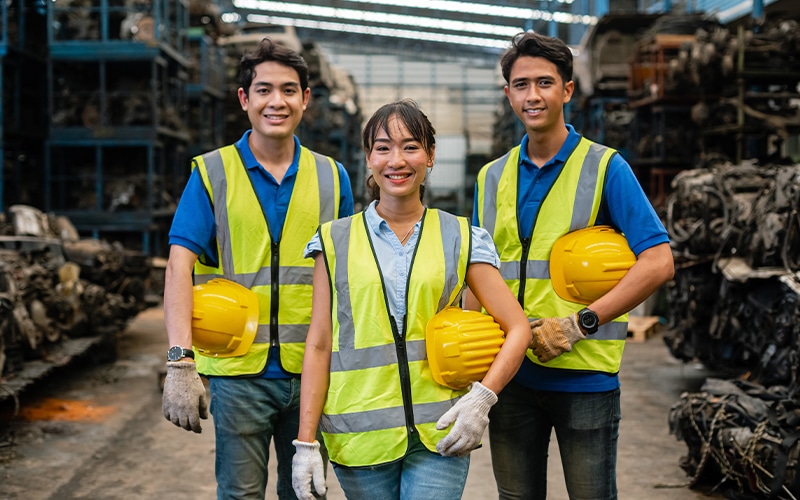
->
xmin=233 ymin=0 xmax=597 ymax=31
xmin=234 ymin=0 xmax=515 ymax=36
xmin=245 ymin=13 xmax=511 ymax=49
xmin=342 ymin=0 xmax=579 ymax=18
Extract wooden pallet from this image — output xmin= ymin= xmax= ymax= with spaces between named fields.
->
xmin=627 ymin=316 xmax=661 ymax=342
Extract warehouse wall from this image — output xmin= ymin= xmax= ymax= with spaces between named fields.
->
xmin=323 ymin=51 xmax=501 ymax=155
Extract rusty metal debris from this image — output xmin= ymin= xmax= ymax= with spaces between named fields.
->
xmin=668 ymin=378 xmax=800 ymax=499
xmin=663 ymin=160 xmax=800 ymax=382
xmin=0 ymin=205 xmax=154 ymax=397
xmin=664 ymin=161 xmax=800 ymax=499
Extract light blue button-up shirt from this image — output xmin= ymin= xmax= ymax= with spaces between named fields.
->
xmin=305 ymin=200 xmax=500 ymax=337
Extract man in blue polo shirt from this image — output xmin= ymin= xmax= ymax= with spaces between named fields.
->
xmin=470 ymin=32 xmax=674 ymax=499
xmin=161 ymin=38 xmax=353 ymax=500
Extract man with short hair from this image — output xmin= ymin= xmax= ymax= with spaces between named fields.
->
xmin=469 ymin=31 xmax=674 ymax=500
xmin=161 ymin=37 xmax=354 ymax=500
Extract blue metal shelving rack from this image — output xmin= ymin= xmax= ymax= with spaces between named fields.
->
xmin=184 ymin=28 xmax=225 ymax=158
xmin=44 ymin=0 xmax=191 ymax=256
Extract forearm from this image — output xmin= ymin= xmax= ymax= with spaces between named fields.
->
xmin=462 ymin=288 xmax=481 ymax=311
xmin=589 ymin=243 xmax=674 ymax=325
xmin=466 ymin=263 xmax=530 ymax=394
xmin=164 ymin=245 xmax=198 ymax=348
xmin=479 ymin=323 xmax=529 ymax=393
xmin=298 ymin=255 xmax=333 ymax=443
xmin=297 ymin=342 xmax=330 ymax=442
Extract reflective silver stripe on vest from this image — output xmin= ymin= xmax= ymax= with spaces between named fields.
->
xmin=529 ymin=318 xmax=627 ymax=341
xmin=320 ymin=399 xmax=457 ymax=434
xmin=331 ymin=217 xmax=355 ymax=349
xmin=499 ymin=260 xmax=550 ymax=281
xmin=202 ymin=150 xmax=235 ymax=280
xmin=272 ymin=324 xmax=309 ymax=343
xmin=481 ymin=152 xmax=510 ymax=234
xmin=481 ymin=142 xmax=609 ymax=237
xmin=330 ymin=339 xmax=426 ymax=372
xmin=310 ymin=151 xmax=336 ymax=222
xmin=437 ymin=211 xmax=465 ymax=311
xmin=196 ymin=266 xmax=313 ymax=288
xmin=196 ymin=149 xmax=331 ymax=287
xmin=570 ymin=142 xmax=608 ymax=231
xmin=329 ymin=212 xmax=465 ymax=372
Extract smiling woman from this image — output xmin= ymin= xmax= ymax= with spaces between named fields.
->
xmin=291 ymin=99 xmax=531 ymax=500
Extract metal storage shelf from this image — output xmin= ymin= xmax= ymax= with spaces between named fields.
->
xmin=42 ymin=0 xmax=192 ymax=255
xmin=47 ymin=56 xmax=188 ymax=135
xmin=185 ymin=29 xmax=225 ymax=156
xmin=628 ymin=33 xmax=698 ymax=103
xmin=44 ymin=137 xmax=187 ymax=255
xmin=48 ymin=0 xmax=188 ymax=54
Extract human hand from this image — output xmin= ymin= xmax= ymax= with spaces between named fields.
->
xmin=161 ymin=361 xmax=208 ymax=433
xmin=292 ymin=439 xmax=327 ymax=500
xmin=529 ymin=314 xmax=586 ymax=363
xmin=435 ymin=381 xmax=498 ymax=456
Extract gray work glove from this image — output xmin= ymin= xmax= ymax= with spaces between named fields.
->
xmin=435 ymin=381 xmax=498 ymax=457
xmin=529 ymin=314 xmax=586 ymax=363
xmin=292 ymin=439 xmax=327 ymax=500
xmin=162 ymin=361 xmax=208 ymax=433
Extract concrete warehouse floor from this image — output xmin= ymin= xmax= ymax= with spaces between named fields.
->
xmin=0 ymin=306 xmax=726 ymax=500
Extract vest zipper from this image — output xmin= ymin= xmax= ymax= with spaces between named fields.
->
xmin=518 ymin=236 xmax=531 ymax=305
xmin=391 ymin=317 xmax=417 ymax=435
xmin=270 ymin=240 xmax=280 ymax=347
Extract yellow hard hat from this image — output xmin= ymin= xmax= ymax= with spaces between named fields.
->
xmin=550 ymin=226 xmax=636 ymax=305
xmin=426 ymin=307 xmax=505 ymax=390
xmin=192 ymin=278 xmax=259 ymax=358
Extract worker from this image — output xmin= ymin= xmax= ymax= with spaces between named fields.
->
xmin=468 ymin=32 xmax=675 ymax=500
xmin=290 ymin=99 xmax=531 ymax=500
xmin=161 ymin=37 xmax=354 ymax=500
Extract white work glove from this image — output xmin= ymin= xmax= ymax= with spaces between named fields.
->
xmin=529 ymin=314 xmax=586 ymax=363
xmin=292 ymin=439 xmax=327 ymax=500
xmin=161 ymin=361 xmax=208 ymax=433
xmin=435 ymin=381 xmax=498 ymax=457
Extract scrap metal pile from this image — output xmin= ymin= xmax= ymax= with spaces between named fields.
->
xmin=664 ymin=160 xmax=800 ymax=498
xmin=0 ymin=205 xmax=153 ymax=382
xmin=669 ymin=377 xmax=799 ymax=499
xmin=679 ymin=19 xmax=800 ymax=141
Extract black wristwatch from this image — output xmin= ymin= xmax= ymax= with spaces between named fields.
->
xmin=577 ymin=308 xmax=599 ymax=335
xmin=167 ymin=345 xmax=195 ymax=362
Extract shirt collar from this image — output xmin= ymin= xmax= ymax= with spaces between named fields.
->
xmin=365 ymin=200 xmax=386 ymax=233
xmin=519 ymin=124 xmax=581 ymax=169
xmin=235 ymin=130 xmax=302 ymax=175
xmin=364 ymin=200 xmax=423 ymax=236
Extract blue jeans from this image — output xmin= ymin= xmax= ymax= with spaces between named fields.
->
xmin=488 ymin=381 xmax=621 ymax=500
xmin=209 ymin=376 xmax=327 ymax=500
xmin=332 ymin=433 xmax=469 ymax=500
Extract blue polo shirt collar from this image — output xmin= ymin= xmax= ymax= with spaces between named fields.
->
xmin=235 ymin=130 xmax=302 ymax=176
xmin=519 ymin=124 xmax=581 ymax=170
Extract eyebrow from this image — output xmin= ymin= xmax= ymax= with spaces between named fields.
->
xmin=252 ymin=80 xmax=301 ymax=88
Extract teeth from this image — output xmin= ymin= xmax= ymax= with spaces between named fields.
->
xmin=388 ymin=175 xmax=407 ymax=179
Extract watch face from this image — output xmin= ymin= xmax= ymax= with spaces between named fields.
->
xmin=579 ymin=309 xmax=599 ymax=332
xmin=168 ymin=346 xmax=183 ymax=361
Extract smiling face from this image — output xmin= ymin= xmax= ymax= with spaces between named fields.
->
xmin=366 ymin=114 xmax=435 ymax=203
xmin=238 ymin=60 xmax=310 ymax=143
xmin=504 ymin=55 xmax=573 ymax=137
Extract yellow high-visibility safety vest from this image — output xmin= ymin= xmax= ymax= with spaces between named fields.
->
xmin=476 ymin=137 xmax=629 ymax=374
xmin=318 ymin=209 xmax=471 ymax=467
xmin=192 ymin=144 xmax=341 ymax=377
